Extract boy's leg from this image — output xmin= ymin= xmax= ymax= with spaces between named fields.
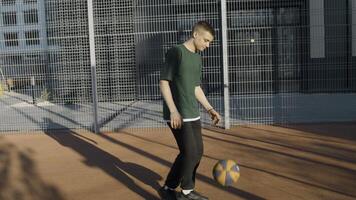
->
xmin=165 ymin=121 xmax=202 ymax=190
xmin=190 ymin=120 xmax=203 ymax=186
xmin=176 ymin=120 xmax=209 ymax=199
xmin=164 ymin=123 xmax=184 ymax=189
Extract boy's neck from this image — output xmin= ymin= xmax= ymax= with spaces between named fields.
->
xmin=183 ymin=38 xmax=196 ymax=53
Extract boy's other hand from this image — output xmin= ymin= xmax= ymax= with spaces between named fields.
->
xmin=208 ymin=108 xmax=221 ymax=126
xmin=170 ymin=111 xmax=182 ymax=129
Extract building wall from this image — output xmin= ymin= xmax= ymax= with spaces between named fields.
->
xmin=0 ymin=0 xmax=49 ymax=96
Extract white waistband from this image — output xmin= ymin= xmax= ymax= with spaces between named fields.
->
xmin=165 ymin=116 xmax=200 ymax=122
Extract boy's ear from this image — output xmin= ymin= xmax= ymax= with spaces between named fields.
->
xmin=193 ymin=31 xmax=198 ymax=38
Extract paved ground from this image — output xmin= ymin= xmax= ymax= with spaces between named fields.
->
xmin=0 ymin=91 xmax=165 ymax=132
xmin=2 ymin=91 xmax=356 ymax=132
xmin=1 ymin=122 xmax=355 ymax=200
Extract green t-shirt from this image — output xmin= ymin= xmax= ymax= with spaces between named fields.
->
xmin=160 ymin=44 xmax=202 ymax=120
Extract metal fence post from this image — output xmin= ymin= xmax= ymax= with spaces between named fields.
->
xmin=31 ymin=76 xmax=36 ymax=104
xmin=220 ymin=0 xmax=230 ymax=129
xmin=87 ymin=0 xmax=99 ymax=133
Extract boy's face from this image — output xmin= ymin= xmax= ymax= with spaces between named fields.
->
xmin=193 ymin=29 xmax=214 ymax=52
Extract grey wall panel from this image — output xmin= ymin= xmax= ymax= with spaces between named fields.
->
xmin=309 ymin=0 xmax=325 ymax=58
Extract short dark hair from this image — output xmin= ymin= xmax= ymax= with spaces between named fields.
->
xmin=192 ymin=21 xmax=215 ymax=37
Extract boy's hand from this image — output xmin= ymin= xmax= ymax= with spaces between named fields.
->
xmin=208 ymin=108 xmax=221 ymax=126
xmin=170 ymin=111 xmax=182 ymax=129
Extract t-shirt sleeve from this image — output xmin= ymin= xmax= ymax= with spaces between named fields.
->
xmin=196 ymin=72 xmax=201 ymax=86
xmin=160 ymin=47 xmax=181 ymax=81
xmin=196 ymin=59 xmax=202 ymax=86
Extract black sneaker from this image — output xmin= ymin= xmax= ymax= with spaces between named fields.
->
xmin=158 ymin=186 xmax=177 ymax=200
xmin=177 ymin=191 xmax=209 ymax=200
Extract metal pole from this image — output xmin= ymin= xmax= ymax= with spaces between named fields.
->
xmin=349 ymin=0 xmax=356 ymax=91
xmin=31 ymin=76 xmax=36 ymax=104
xmin=220 ymin=0 xmax=230 ymax=129
xmin=87 ymin=0 xmax=99 ymax=133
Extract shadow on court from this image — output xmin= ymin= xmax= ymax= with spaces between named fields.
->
xmin=276 ymin=122 xmax=356 ymax=141
xmin=42 ymin=118 xmax=162 ymax=200
xmin=1 ymin=121 xmax=356 ymax=200
xmin=98 ymin=130 xmax=265 ymax=200
xmin=0 ymin=136 xmax=65 ymax=200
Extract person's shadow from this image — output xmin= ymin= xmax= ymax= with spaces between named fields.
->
xmin=43 ymin=118 xmax=162 ymax=200
xmin=0 ymin=136 xmax=65 ymax=200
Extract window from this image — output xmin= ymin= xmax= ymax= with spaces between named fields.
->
xmin=23 ymin=0 xmax=36 ymax=4
xmin=24 ymin=9 xmax=38 ymax=24
xmin=25 ymin=53 xmax=40 ymax=60
xmin=3 ymin=55 xmax=23 ymax=65
xmin=1 ymin=0 xmax=16 ymax=5
xmin=4 ymin=32 xmax=19 ymax=46
xmin=3 ymin=12 xmax=17 ymax=26
xmin=25 ymin=30 xmax=40 ymax=45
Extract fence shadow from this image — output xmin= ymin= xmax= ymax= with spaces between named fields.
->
xmin=42 ymin=118 xmax=161 ymax=200
xmin=0 ymin=136 xmax=65 ymax=200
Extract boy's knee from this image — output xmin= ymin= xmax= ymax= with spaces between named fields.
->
xmin=184 ymin=151 xmax=202 ymax=163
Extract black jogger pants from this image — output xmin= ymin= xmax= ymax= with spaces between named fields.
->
xmin=165 ymin=120 xmax=203 ymax=190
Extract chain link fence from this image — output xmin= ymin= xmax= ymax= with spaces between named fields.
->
xmin=1 ymin=0 xmax=355 ymax=133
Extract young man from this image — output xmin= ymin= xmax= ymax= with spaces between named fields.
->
xmin=158 ymin=21 xmax=221 ymax=200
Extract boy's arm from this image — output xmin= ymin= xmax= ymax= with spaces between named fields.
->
xmin=195 ymin=86 xmax=221 ymax=125
xmin=160 ymin=80 xmax=182 ymax=129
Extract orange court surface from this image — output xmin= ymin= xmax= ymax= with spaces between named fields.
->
xmin=1 ymin=122 xmax=356 ymax=200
